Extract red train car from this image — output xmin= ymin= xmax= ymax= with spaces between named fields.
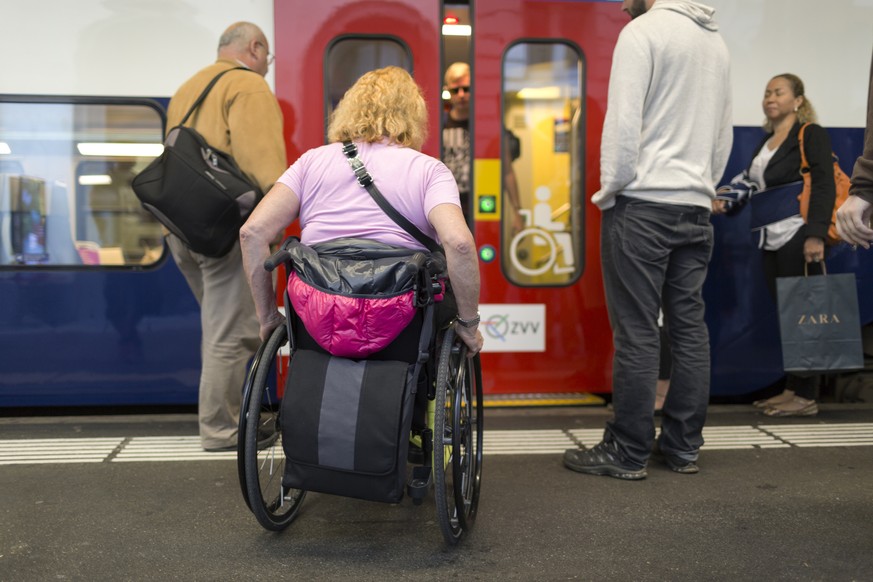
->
xmin=274 ymin=0 xmax=626 ymax=399
xmin=2 ymin=0 xmax=870 ymax=408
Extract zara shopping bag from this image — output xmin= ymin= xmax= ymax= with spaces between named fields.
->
xmin=776 ymin=271 xmax=864 ymax=372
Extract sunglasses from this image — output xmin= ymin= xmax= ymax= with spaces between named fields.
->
xmin=449 ymin=85 xmax=471 ymax=95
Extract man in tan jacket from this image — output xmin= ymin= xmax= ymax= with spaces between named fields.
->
xmin=166 ymin=22 xmax=286 ymax=451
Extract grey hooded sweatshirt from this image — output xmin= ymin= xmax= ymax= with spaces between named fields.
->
xmin=592 ymin=0 xmax=733 ymax=211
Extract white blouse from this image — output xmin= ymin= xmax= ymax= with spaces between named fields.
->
xmin=750 ymin=142 xmax=804 ymax=251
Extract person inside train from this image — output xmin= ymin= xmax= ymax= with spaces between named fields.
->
xmin=165 ymin=21 xmax=287 ymax=452
xmin=240 ymin=66 xmax=483 ymax=357
xmin=442 ymin=62 xmax=472 ymax=219
xmin=837 ymin=49 xmax=873 ymax=246
xmin=441 ymin=61 xmax=523 ymax=231
xmin=714 ymin=73 xmax=836 ymax=417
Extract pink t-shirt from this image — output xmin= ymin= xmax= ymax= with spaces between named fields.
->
xmin=277 ymin=141 xmax=460 ymax=250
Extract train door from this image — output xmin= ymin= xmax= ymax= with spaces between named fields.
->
xmin=273 ymin=0 xmax=442 ymax=160
xmin=472 ymin=0 xmax=626 ymax=399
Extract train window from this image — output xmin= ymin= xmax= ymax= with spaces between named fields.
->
xmin=0 ymin=98 xmax=165 ymax=268
xmin=324 ymin=36 xmax=413 ymax=132
xmin=502 ymin=42 xmax=584 ymax=286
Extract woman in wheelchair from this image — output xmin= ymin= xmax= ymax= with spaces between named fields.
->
xmin=240 ymin=66 xmax=482 ymax=355
xmin=237 ymin=66 xmax=483 ymax=543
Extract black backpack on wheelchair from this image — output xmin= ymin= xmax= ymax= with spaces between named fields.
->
xmin=237 ymin=236 xmax=483 ymax=544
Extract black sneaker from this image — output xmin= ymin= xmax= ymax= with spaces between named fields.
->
xmin=203 ymin=428 xmax=279 ymax=452
xmin=667 ymin=459 xmax=699 ymax=474
xmin=563 ymin=441 xmax=647 ymax=480
xmin=651 ymin=445 xmax=699 ymax=474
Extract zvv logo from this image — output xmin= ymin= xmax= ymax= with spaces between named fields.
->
xmin=479 ymin=304 xmax=546 ymax=353
xmin=483 ymin=314 xmax=541 ymax=342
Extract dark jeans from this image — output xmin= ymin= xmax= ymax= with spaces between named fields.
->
xmin=601 ymin=197 xmax=714 ymax=468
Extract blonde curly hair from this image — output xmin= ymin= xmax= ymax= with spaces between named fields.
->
xmin=327 ymin=66 xmax=428 ymax=150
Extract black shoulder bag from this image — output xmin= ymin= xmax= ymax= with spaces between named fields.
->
xmin=132 ymin=67 xmax=263 ymax=258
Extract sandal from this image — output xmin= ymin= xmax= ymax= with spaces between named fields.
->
xmin=763 ymin=396 xmax=818 ymax=417
xmin=753 ymin=389 xmax=794 ymax=409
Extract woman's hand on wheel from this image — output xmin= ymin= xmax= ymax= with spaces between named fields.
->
xmin=259 ymin=312 xmax=286 ymax=342
xmin=453 ymin=323 xmax=484 ymax=357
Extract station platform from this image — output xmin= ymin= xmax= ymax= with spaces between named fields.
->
xmin=2 ymin=403 xmax=873 ymax=580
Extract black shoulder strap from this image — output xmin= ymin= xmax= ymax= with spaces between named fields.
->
xmin=179 ymin=67 xmax=251 ymax=127
xmin=341 ymin=141 xmax=442 ymax=254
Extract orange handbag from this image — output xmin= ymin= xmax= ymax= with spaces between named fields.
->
xmin=797 ymin=123 xmax=852 ymax=245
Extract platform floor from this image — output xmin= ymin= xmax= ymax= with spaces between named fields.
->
xmin=2 ymin=403 xmax=873 ymax=581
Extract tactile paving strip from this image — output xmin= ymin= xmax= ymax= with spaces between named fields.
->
xmin=1 ymin=423 xmax=872 ymax=464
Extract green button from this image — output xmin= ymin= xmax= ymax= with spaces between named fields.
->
xmin=479 ymin=245 xmax=495 ymax=262
xmin=479 ymin=195 xmax=497 ymax=213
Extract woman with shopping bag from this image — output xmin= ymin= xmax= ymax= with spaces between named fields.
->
xmin=714 ymin=73 xmax=836 ymax=416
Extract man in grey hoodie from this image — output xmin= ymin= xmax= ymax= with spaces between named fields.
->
xmin=564 ymin=0 xmax=732 ymax=479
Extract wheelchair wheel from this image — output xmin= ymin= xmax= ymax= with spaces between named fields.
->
xmin=433 ymin=327 xmax=484 ymax=544
xmin=239 ymin=323 xmax=305 ymax=531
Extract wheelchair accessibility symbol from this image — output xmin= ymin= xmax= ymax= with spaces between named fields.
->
xmin=509 ymin=186 xmax=575 ymax=276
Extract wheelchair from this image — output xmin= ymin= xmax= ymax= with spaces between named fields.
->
xmin=237 ymin=237 xmax=483 ymax=544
